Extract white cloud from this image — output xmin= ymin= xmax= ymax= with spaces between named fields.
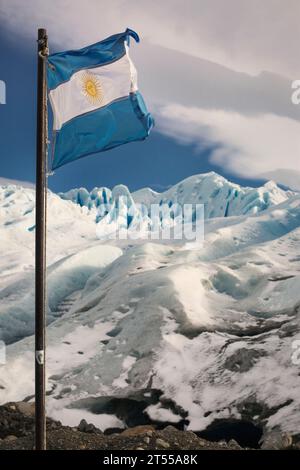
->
xmin=0 ymin=0 xmax=299 ymax=77
xmin=1 ymin=0 xmax=299 ymax=188
xmin=134 ymin=43 xmax=300 ymax=122
xmin=157 ymin=104 xmax=300 ymax=179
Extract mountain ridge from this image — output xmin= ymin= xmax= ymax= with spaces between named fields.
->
xmin=59 ymin=171 xmax=292 ymax=220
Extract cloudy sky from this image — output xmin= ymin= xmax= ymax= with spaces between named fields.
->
xmin=0 ymin=0 xmax=299 ymax=191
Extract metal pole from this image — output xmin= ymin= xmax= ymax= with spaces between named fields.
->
xmin=35 ymin=27 xmax=48 ymax=451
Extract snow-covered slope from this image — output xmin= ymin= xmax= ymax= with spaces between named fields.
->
xmin=0 ymin=175 xmax=299 ymax=443
xmin=0 ymin=185 xmax=101 ymax=343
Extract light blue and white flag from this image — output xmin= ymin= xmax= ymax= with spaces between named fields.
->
xmin=47 ymin=29 xmax=154 ymax=170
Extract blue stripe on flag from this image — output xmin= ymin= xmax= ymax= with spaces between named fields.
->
xmin=51 ymin=92 xmax=154 ymax=170
xmin=47 ymin=29 xmax=139 ymax=90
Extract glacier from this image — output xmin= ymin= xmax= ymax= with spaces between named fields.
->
xmin=0 ymin=172 xmax=300 ymax=443
xmin=60 ymin=172 xmax=291 ymax=220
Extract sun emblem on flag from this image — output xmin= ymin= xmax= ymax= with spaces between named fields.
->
xmin=80 ymin=71 xmax=103 ymax=105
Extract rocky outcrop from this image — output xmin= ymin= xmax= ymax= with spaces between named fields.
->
xmin=0 ymin=402 xmax=241 ymax=450
xmin=0 ymin=402 xmax=297 ymax=450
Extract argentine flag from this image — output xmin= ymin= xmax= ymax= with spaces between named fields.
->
xmin=47 ymin=29 xmax=154 ymax=170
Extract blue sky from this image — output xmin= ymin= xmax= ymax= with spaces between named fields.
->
xmin=0 ymin=1 xmax=299 ymax=193
xmin=0 ymin=23 xmax=262 ymax=191
xmin=0 ymin=26 xmax=263 ymax=193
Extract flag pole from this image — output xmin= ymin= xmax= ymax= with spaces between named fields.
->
xmin=35 ymin=27 xmax=48 ymax=451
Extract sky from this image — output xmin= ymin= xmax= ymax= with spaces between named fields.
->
xmin=0 ymin=0 xmax=299 ymax=193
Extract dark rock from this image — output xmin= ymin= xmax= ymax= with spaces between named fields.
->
xmin=104 ymin=427 xmax=123 ymax=436
xmin=78 ymin=419 xmax=99 ymax=433
xmin=238 ymin=397 xmax=293 ymax=423
xmin=197 ymin=418 xmax=263 ymax=449
xmin=69 ymin=389 xmax=163 ymax=427
xmin=278 ymin=322 xmax=299 ymax=338
xmin=15 ymin=402 xmax=35 ymax=417
xmin=106 ymin=326 xmax=122 ymax=337
xmin=260 ymin=431 xmax=293 ymax=449
xmin=224 ymin=348 xmax=266 ymax=372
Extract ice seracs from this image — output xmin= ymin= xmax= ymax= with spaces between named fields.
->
xmin=60 ymin=172 xmax=292 ymax=224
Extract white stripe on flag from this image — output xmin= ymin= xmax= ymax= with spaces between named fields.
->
xmin=49 ymin=52 xmax=138 ymax=130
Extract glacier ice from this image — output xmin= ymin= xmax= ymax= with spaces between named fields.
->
xmin=0 ymin=173 xmax=299 ymax=438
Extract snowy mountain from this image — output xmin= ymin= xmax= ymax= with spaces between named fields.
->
xmin=60 ymin=172 xmax=291 ymax=219
xmin=259 ymin=169 xmax=300 ymax=192
xmin=0 ymin=174 xmax=300 ymax=445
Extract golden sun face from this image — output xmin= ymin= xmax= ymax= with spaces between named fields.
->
xmin=80 ymin=71 xmax=103 ymax=105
